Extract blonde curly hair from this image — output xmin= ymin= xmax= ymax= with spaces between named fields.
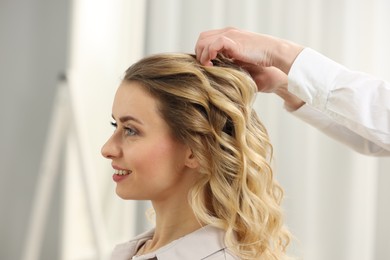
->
xmin=124 ymin=53 xmax=290 ymax=259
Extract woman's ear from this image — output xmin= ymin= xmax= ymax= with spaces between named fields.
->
xmin=185 ymin=148 xmax=199 ymax=169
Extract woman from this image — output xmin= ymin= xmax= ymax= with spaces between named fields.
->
xmin=101 ymin=53 xmax=290 ymax=259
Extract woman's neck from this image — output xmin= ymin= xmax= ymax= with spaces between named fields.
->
xmin=141 ymin=199 xmax=203 ymax=254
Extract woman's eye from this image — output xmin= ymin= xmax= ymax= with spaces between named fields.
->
xmin=110 ymin=121 xmax=137 ymax=136
xmin=124 ymin=127 xmax=137 ymax=136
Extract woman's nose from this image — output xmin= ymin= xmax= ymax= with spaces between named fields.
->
xmin=101 ymin=135 xmax=121 ymax=159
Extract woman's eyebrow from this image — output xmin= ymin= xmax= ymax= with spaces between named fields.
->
xmin=111 ymin=114 xmax=143 ymax=125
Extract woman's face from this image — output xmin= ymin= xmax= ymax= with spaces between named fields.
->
xmin=101 ymin=81 xmax=198 ymax=201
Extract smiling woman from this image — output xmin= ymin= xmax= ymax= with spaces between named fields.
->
xmin=101 ymin=53 xmax=290 ymax=260
xmin=102 ymin=81 xmax=197 ymax=202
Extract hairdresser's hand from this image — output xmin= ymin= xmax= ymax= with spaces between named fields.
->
xmin=252 ymin=66 xmax=305 ymax=111
xmin=195 ymin=27 xmax=303 ymax=73
xmin=195 ymin=27 xmax=304 ymax=110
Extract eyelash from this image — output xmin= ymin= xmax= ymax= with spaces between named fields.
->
xmin=110 ymin=121 xmax=138 ymax=136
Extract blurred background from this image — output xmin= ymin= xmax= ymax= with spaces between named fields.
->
xmin=1 ymin=0 xmax=389 ymax=259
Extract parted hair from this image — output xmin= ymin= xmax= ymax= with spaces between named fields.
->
xmin=123 ymin=53 xmax=290 ymax=259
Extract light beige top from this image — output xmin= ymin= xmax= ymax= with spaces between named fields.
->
xmin=110 ymin=225 xmax=239 ymax=260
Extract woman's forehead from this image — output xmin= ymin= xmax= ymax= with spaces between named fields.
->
xmin=112 ymin=82 xmax=164 ymax=125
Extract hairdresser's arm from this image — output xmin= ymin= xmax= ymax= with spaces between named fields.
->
xmin=274 ymin=77 xmax=390 ymax=156
xmin=288 ymin=48 xmax=390 ymax=155
xmin=196 ymin=27 xmax=390 ymax=155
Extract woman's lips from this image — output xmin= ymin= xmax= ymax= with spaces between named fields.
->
xmin=112 ymin=168 xmax=132 ymax=182
xmin=112 ymin=170 xmax=131 ymax=182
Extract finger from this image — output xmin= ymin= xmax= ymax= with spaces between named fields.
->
xmin=199 ymin=36 xmax=238 ymax=65
xmin=197 ymin=27 xmax=227 ymax=40
xmin=195 ymin=29 xmax=223 ymax=55
xmin=197 ymin=27 xmax=236 ymax=41
xmin=195 ymin=27 xmax=237 ymax=61
xmin=195 ymin=37 xmax=207 ymax=62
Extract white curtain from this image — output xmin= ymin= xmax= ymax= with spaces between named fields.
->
xmin=63 ymin=0 xmax=390 ymax=259
xmin=62 ymin=1 xmax=147 ymax=259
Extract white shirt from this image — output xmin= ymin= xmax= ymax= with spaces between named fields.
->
xmin=288 ymin=48 xmax=390 ymax=156
xmin=110 ymin=225 xmax=238 ymax=260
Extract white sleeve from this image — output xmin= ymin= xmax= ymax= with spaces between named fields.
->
xmin=287 ymin=48 xmax=390 ymax=155
xmin=291 ymin=104 xmax=390 ymax=156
